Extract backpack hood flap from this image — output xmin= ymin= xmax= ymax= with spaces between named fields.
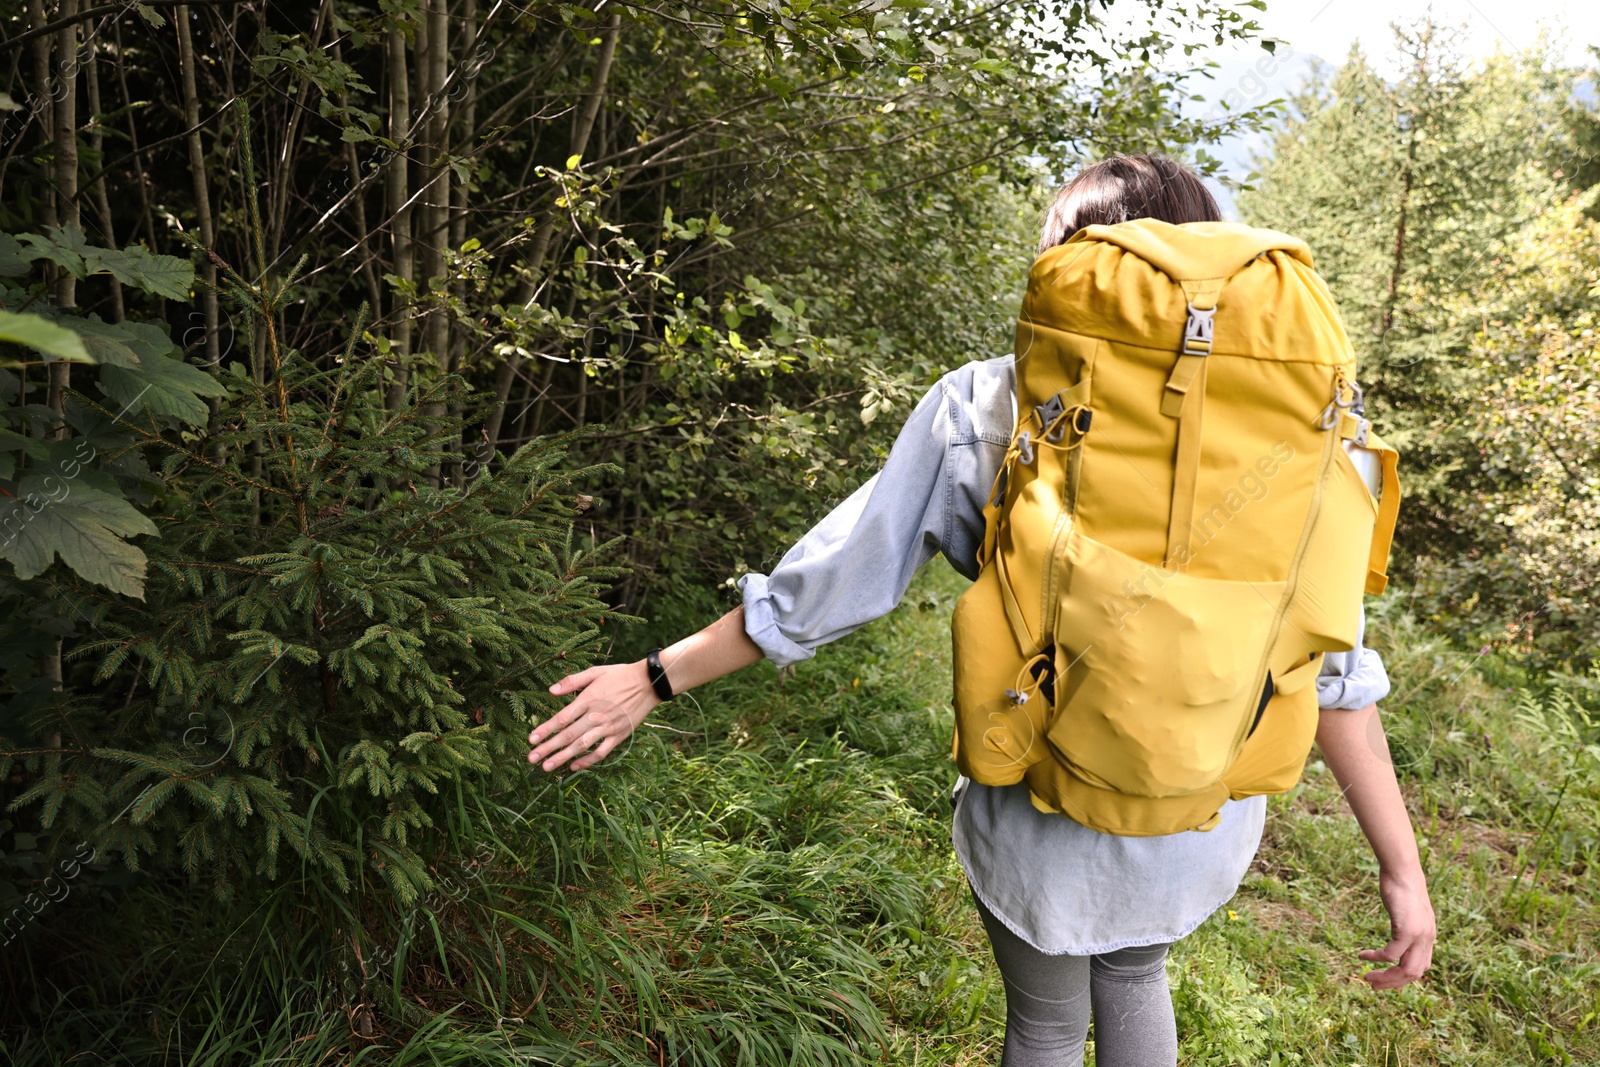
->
xmin=1068 ymin=219 xmax=1313 ymax=283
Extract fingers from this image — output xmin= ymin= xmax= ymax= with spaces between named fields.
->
xmin=527 ymin=662 xmax=652 ymax=773
xmin=1359 ymin=937 xmax=1434 ymax=990
xmin=527 ymin=697 xmax=587 ymax=748
xmin=527 ymin=714 xmax=604 ymax=772
xmin=549 ymin=665 xmax=601 ymax=696
xmin=534 ymin=729 xmax=602 ymax=773
xmin=570 ymin=733 xmax=622 ymax=772
xmin=527 ymin=698 xmax=634 ymax=772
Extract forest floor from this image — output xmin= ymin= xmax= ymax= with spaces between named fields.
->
xmin=637 ymin=561 xmax=1600 ymax=1066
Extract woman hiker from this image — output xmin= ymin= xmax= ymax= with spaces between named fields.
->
xmin=526 ymin=153 xmax=1436 ymax=1066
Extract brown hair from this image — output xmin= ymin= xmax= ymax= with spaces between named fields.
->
xmin=1037 ymin=154 xmax=1222 ymax=254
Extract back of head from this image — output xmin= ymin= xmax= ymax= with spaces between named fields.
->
xmin=1038 ymin=155 xmax=1222 ymax=255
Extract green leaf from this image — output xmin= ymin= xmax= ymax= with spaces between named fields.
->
xmin=0 ymin=428 xmax=49 ymax=461
xmin=65 ymin=317 xmax=146 ymax=368
xmin=565 ymin=153 xmax=582 ymax=170
xmin=10 ymin=229 xmax=193 ymax=300
xmin=0 ymin=477 xmax=156 ymax=597
xmin=0 ymin=92 xmax=21 ymax=113
xmin=0 ymin=234 xmax=31 ymax=277
xmin=0 ymin=309 xmax=93 ymax=363
xmin=84 ymin=245 xmax=195 ymax=301
xmin=100 ymin=339 xmax=226 ymax=427
xmin=130 ymin=1 xmax=165 ymax=27
xmin=15 ymin=225 xmax=97 ymax=279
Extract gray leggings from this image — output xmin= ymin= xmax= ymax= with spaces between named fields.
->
xmin=972 ymin=888 xmax=1178 ymax=1067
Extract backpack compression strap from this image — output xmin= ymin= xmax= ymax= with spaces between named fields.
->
xmin=1336 ymin=416 xmax=1402 ymax=594
xmin=1160 ymin=281 xmax=1225 ymax=569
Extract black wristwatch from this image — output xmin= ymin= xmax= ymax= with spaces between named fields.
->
xmin=645 ymin=648 xmax=675 ymax=702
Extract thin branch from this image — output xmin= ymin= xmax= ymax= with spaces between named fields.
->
xmin=1 ymin=0 xmax=244 ymax=55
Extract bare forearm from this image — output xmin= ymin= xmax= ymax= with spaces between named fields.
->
xmin=1315 ymin=703 xmax=1422 ymax=880
xmin=1315 ymin=701 xmax=1437 ymax=988
xmin=654 ymin=605 xmax=766 ymax=695
xmin=528 ymin=606 xmax=766 ymax=773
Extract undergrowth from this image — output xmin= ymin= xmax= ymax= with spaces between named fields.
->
xmin=5 ymin=561 xmax=1597 ymax=1064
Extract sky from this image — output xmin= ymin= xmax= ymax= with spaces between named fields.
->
xmin=1245 ymin=0 xmax=1598 ymax=77
xmin=1186 ymin=0 xmax=1600 ymax=213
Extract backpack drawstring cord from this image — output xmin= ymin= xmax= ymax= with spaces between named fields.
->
xmin=1005 ymin=650 xmax=1053 ymax=706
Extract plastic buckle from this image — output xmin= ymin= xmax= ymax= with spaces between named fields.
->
xmin=1016 ymin=431 xmax=1034 ymax=466
xmin=1182 ymin=303 xmax=1216 ymax=356
xmin=1336 ymin=379 xmax=1364 ymax=413
xmin=1320 ymin=377 xmax=1367 ymax=430
xmin=1035 ymin=393 xmax=1067 ymax=441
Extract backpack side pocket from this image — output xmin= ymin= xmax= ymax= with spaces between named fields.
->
xmin=951 ymin=562 xmax=1051 ymax=785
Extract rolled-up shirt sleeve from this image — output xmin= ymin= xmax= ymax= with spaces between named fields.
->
xmin=1316 ymin=609 xmax=1392 ymax=709
xmin=737 ymin=358 xmax=1013 ymax=667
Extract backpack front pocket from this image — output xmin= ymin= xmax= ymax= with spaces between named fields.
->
xmin=1046 ymin=530 xmax=1287 ymax=798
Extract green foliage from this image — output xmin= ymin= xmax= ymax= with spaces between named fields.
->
xmin=8 ymin=549 xmax=1600 ymax=1063
xmin=0 ymin=568 xmax=990 ymax=1064
xmin=3 ymin=304 xmax=624 ymax=905
xmin=11 ymin=225 xmax=194 ymax=301
xmin=1412 ymin=188 xmax=1600 ymax=664
xmin=1240 ymin=21 xmax=1600 ymax=665
xmin=0 ymin=310 xmax=89 ymax=364
xmin=0 ymin=0 xmax=1286 ymax=616
xmin=0 ymin=207 xmax=631 ymax=1054
xmin=0 ymin=228 xmax=215 ymax=600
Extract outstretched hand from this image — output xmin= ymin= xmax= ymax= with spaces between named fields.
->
xmin=1358 ymin=869 xmax=1436 ymax=990
xmin=527 ymin=661 xmax=660 ymax=773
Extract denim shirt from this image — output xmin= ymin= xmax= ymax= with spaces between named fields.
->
xmin=738 ymin=355 xmax=1392 ymax=954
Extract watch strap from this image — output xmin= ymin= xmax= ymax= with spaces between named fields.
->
xmin=645 ymin=647 xmax=675 ymax=702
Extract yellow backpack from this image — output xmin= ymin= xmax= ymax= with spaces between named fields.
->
xmin=950 ymin=219 xmax=1400 ymax=836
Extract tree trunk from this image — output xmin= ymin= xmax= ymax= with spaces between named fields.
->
xmin=176 ymin=3 xmax=220 ymax=422
xmin=447 ymin=0 xmax=478 ymax=483
xmin=48 ymin=0 xmax=79 ymax=423
xmin=42 ymin=0 xmax=80 ymax=749
xmin=83 ymin=40 xmax=124 ymax=321
xmin=1381 ymin=24 xmax=1432 ymax=347
xmin=27 ymin=0 xmax=54 ymax=230
xmin=417 ymin=0 xmax=450 ymax=486
xmin=332 ymin=30 xmax=383 ymax=316
xmin=177 ymin=5 xmax=220 ymax=375
xmin=385 ymin=26 xmax=414 ymax=411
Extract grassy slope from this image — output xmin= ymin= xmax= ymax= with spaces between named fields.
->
xmin=15 ymin=560 xmax=1594 ymax=1065
xmin=650 ymin=559 xmax=1599 ymax=1066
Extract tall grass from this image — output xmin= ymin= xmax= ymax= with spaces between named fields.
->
xmin=7 ymin=562 xmax=1598 ymax=1063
